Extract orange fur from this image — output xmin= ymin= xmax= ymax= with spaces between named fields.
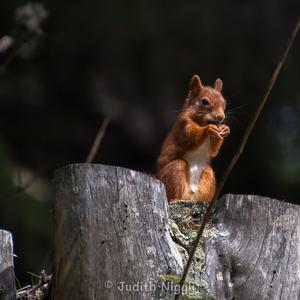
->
xmin=157 ymin=75 xmax=230 ymax=202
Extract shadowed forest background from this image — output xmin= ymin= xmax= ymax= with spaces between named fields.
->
xmin=0 ymin=0 xmax=299 ymax=285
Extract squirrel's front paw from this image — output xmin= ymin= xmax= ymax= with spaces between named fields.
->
xmin=218 ymin=124 xmax=230 ymax=138
xmin=207 ymin=124 xmax=222 ymax=139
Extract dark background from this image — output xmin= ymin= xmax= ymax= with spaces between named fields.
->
xmin=0 ymin=0 xmax=299 ymax=285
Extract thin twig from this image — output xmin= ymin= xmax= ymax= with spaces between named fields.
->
xmin=175 ymin=17 xmax=300 ymax=300
xmin=16 ymin=271 xmax=52 ymax=300
xmin=17 ymin=169 xmax=22 ymax=189
xmin=85 ymin=118 xmax=110 ymax=163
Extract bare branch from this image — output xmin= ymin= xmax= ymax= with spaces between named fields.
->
xmin=85 ymin=118 xmax=110 ymax=163
xmin=175 ymin=17 xmax=300 ymax=300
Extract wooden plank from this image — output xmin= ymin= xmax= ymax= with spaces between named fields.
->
xmin=52 ymin=164 xmax=183 ymax=300
xmin=0 ymin=230 xmax=16 ymax=300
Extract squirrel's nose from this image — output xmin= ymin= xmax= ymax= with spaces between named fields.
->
xmin=214 ymin=113 xmax=225 ymax=123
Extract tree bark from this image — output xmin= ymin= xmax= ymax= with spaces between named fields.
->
xmin=0 ymin=230 xmax=16 ymax=300
xmin=52 ymin=164 xmax=183 ymax=300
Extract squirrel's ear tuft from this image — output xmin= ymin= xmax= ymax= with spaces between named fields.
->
xmin=214 ymin=78 xmax=223 ymax=92
xmin=190 ymin=75 xmax=203 ymax=97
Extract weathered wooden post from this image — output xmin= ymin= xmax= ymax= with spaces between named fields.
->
xmin=52 ymin=164 xmax=183 ymax=300
xmin=52 ymin=164 xmax=300 ymax=300
xmin=201 ymin=194 xmax=300 ymax=300
xmin=169 ymin=195 xmax=300 ymax=300
xmin=0 ymin=230 xmax=16 ymax=300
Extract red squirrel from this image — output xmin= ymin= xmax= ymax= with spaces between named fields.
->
xmin=157 ymin=75 xmax=230 ymax=202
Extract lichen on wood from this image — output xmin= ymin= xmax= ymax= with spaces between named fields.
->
xmin=168 ymin=200 xmax=217 ymax=300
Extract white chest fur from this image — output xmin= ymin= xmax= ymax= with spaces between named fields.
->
xmin=184 ymin=140 xmax=210 ymax=193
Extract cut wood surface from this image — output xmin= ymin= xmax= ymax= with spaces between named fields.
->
xmin=0 ymin=230 xmax=16 ymax=300
xmin=52 ymin=164 xmax=183 ymax=300
xmin=202 ymin=194 xmax=300 ymax=300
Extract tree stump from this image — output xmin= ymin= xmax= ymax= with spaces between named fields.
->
xmin=52 ymin=164 xmax=183 ymax=300
xmin=169 ymin=194 xmax=300 ymax=299
xmin=0 ymin=230 xmax=16 ymax=300
xmin=52 ymin=164 xmax=300 ymax=300
xmin=202 ymin=194 xmax=300 ymax=300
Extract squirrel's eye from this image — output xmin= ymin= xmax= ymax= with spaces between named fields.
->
xmin=201 ymin=98 xmax=210 ymax=105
